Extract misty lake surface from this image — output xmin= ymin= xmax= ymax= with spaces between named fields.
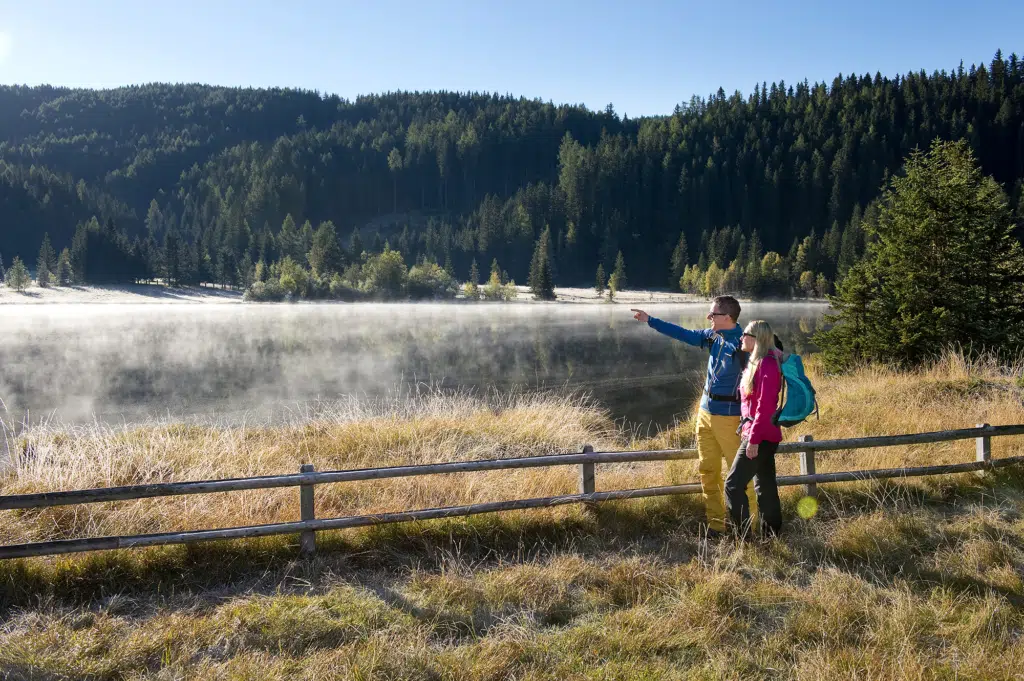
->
xmin=0 ymin=303 xmax=828 ymax=433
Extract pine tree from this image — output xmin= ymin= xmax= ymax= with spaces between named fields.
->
xmin=490 ymin=258 xmax=502 ymax=283
xmin=816 ymin=139 xmax=1024 ymax=370
xmin=145 ymin=199 xmax=164 ymax=240
xmin=744 ymin=231 xmax=764 ymax=296
xmin=308 ymin=221 xmax=344 ymax=277
xmin=595 ymin=263 xmax=606 ymax=297
xmin=669 ymin=232 xmax=688 ymax=289
xmin=0 ymin=251 xmax=6 ymax=283
xmin=36 ymin=257 xmax=50 ymax=288
xmin=279 ymin=214 xmax=300 ymax=262
xmin=6 ymin=256 xmax=30 ymax=291
xmin=464 ymin=258 xmax=480 ymax=300
xmin=56 ymin=248 xmax=73 ymax=286
xmin=349 ymin=230 xmax=365 ymax=262
xmin=300 ymin=221 xmax=315 ymax=264
xmin=609 ymin=251 xmax=627 ymax=295
xmin=36 ymin=233 xmax=56 ymax=288
xmin=528 ymin=227 xmax=555 ymax=300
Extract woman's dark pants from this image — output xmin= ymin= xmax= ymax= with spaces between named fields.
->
xmin=724 ymin=440 xmax=783 ymax=536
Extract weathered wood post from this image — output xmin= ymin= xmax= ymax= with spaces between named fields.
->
xmin=976 ymin=423 xmax=991 ymax=475
xmin=299 ymin=463 xmax=316 ymax=556
xmin=798 ymin=435 xmax=816 ymax=497
xmin=579 ymin=444 xmax=596 ymax=513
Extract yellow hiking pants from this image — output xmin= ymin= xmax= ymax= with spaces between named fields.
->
xmin=695 ymin=409 xmax=757 ymax=532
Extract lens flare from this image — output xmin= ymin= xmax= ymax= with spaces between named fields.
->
xmin=797 ymin=496 xmax=819 ymax=519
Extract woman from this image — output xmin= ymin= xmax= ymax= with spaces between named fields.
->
xmin=724 ymin=319 xmax=784 ymax=536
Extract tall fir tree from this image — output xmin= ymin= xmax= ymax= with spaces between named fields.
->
xmin=816 ymin=139 xmax=1024 ymax=370
xmin=669 ymin=232 xmax=688 ymax=290
xmin=595 ymin=263 xmax=606 ymax=297
xmin=609 ymin=251 xmax=627 ymax=294
xmin=528 ymin=227 xmax=555 ymax=300
xmin=36 ymin=233 xmax=56 ymax=287
xmin=57 ymin=248 xmax=73 ymax=286
xmin=308 ymin=221 xmax=344 ymax=277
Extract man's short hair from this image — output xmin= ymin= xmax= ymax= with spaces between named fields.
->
xmin=714 ymin=295 xmax=741 ymax=322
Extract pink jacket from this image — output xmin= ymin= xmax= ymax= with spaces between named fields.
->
xmin=740 ymin=351 xmax=783 ymax=445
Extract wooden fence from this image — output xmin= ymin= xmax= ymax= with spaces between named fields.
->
xmin=2 ymin=423 xmax=1024 ymax=560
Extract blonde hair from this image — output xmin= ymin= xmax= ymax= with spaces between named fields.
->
xmin=740 ymin=320 xmax=777 ymax=396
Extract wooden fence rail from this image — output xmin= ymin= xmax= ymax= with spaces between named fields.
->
xmin=2 ymin=423 xmax=1024 ymax=560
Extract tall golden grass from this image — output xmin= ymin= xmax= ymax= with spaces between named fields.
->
xmin=2 ymin=349 xmax=1023 ymax=547
xmin=2 ymin=350 xmax=1024 ymax=679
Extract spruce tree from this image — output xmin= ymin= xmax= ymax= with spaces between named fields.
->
xmin=595 ymin=263 xmax=606 ymax=297
xmin=36 ymin=233 xmax=56 ymax=288
xmin=464 ymin=258 xmax=480 ymax=300
xmin=609 ymin=251 xmax=627 ymax=295
xmin=816 ymin=139 xmax=1024 ymax=370
xmin=57 ymin=248 xmax=73 ymax=286
xmin=669 ymin=232 xmax=688 ymax=289
xmin=349 ymin=230 xmax=365 ymax=262
xmin=6 ymin=256 xmax=30 ymax=291
xmin=36 ymin=256 xmax=50 ymax=288
xmin=528 ymin=227 xmax=555 ymax=300
xmin=308 ymin=221 xmax=344 ymax=277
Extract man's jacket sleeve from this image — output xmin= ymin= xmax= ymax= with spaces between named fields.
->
xmin=647 ymin=317 xmax=710 ymax=348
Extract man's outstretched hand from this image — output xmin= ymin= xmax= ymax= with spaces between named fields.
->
xmin=631 ymin=309 xmax=649 ymax=323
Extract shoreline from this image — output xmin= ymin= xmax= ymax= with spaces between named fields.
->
xmin=0 ymin=282 xmax=829 ymax=305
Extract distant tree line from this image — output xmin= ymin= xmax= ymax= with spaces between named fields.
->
xmin=2 ymin=51 xmax=1024 ymax=297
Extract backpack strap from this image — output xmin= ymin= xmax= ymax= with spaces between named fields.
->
xmin=771 ymin=351 xmax=788 ymax=427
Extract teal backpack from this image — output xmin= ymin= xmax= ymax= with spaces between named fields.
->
xmin=772 ymin=352 xmax=819 ymax=427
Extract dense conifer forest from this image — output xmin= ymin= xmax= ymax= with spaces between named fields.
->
xmin=2 ymin=50 xmax=1023 ymax=297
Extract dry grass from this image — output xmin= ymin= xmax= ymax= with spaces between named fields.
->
xmin=2 ymin=350 xmax=1024 ymax=679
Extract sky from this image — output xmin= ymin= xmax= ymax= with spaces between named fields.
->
xmin=0 ymin=0 xmax=1022 ymax=117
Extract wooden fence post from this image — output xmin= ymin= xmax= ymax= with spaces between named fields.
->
xmin=299 ymin=463 xmax=316 ymax=556
xmin=976 ymin=423 xmax=991 ymax=475
xmin=798 ymin=435 xmax=816 ymax=497
xmin=579 ymin=444 xmax=596 ymax=512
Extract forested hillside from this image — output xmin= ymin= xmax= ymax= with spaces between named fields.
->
xmin=2 ymin=50 xmax=1023 ymax=292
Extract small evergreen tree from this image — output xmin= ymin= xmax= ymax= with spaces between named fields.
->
xmin=36 ymin=257 xmax=50 ymax=288
xmin=669 ymin=232 xmax=688 ymax=289
xmin=0 ymin=251 xmax=6 ymax=284
xmin=608 ymin=251 xmax=627 ymax=296
xmin=307 ymin=221 xmax=344 ymax=277
xmin=464 ymin=258 xmax=480 ymax=299
xmin=6 ymin=256 xmax=30 ymax=292
xmin=595 ymin=263 xmax=606 ymax=297
xmin=528 ymin=227 xmax=555 ymax=300
xmin=36 ymin=233 xmax=56 ymax=288
xmin=348 ymin=230 xmax=365 ymax=262
xmin=57 ymin=248 xmax=73 ymax=286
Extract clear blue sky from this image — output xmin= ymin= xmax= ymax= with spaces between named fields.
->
xmin=0 ymin=0 xmax=1021 ymax=117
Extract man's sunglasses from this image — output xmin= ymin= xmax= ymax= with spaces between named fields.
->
xmin=706 ymin=311 xmax=729 ymax=318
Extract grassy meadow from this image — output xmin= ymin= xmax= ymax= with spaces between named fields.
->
xmin=1 ymin=351 xmax=1024 ymax=679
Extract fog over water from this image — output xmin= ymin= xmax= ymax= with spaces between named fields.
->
xmin=0 ymin=302 xmax=828 ymax=432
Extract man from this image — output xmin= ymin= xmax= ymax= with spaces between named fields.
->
xmin=632 ymin=296 xmax=757 ymax=535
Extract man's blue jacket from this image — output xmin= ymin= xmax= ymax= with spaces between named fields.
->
xmin=647 ymin=317 xmax=745 ymax=417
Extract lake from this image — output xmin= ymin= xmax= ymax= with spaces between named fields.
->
xmin=0 ymin=302 xmax=828 ymax=433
